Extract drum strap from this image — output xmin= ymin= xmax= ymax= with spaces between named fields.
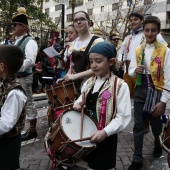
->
xmin=75 ymin=35 xmax=98 ymax=73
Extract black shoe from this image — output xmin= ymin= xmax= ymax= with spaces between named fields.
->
xmin=21 ymin=130 xmax=37 ymax=141
xmin=128 ymin=162 xmax=143 ymax=170
xmin=152 ymin=146 xmax=162 ymax=158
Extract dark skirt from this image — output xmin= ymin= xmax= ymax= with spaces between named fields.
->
xmin=0 ymin=133 xmax=21 ymax=170
xmin=84 ymin=133 xmax=117 ymax=170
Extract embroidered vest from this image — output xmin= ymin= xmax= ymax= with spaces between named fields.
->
xmin=85 ymin=73 xmax=124 ymax=126
xmin=0 ymin=78 xmax=26 ymax=138
xmin=17 ymin=36 xmax=33 ymax=77
xmin=136 ymin=41 xmax=167 ymax=91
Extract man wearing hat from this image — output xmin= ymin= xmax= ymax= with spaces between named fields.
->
xmin=12 ymin=7 xmax=38 ymax=141
xmin=109 ymin=32 xmax=123 ymax=78
xmin=109 ymin=33 xmax=121 ymax=50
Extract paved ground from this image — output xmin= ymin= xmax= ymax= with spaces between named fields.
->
xmin=19 ymin=95 xmax=170 ymax=170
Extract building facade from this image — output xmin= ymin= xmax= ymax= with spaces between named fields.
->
xmin=43 ymin=0 xmax=170 ymax=44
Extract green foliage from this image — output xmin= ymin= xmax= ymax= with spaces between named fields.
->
xmin=0 ymin=0 xmax=56 ymax=36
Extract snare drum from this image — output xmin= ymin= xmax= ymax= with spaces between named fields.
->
xmin=45 ymin=80 xmax=80 ymax=109
xmin=160 ymin=119 xmax=170 ymax=152
xmin=44 ymin=109 xmax=97 ymax=166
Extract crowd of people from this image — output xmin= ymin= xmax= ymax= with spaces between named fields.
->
xmin=0 ymin=6 xmax=170 ymax=170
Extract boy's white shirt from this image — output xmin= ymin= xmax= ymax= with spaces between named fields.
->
xmin=118 ymin=32 xmax=143 ymax=62
xmin=118 ymin=32 xmax=167 ymax=72
xmin=0 ymin=89 xmax=27 ymax=135
xmin=74 ymin=76 xmax=131 ymax=136
xmin=128 ymin=43 xmax=170 ymax=104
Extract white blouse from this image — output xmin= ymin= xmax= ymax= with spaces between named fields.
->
xmin=74 ymin=76 xmax=131 ymax=136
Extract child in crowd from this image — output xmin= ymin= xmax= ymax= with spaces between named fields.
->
xmin=0 ymin=45 xmax=27 ymax=169
xmin=73 ymin=41 xmax=131 ymax=170
xmin=128 ymin=16 xmax=170 ymax=170
xmin=63 ymin=24 xmax=78 ymax=73
xmin=66 ymin=24 xmax=78 ymax=42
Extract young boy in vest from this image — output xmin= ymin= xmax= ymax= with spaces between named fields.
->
xmin=73 ymin=41 xmax=131 ymax=170
xmin=128 ymin=16 xmax=170 ymax=170
xmin=0 ymin=45 xmax=27 ymax=169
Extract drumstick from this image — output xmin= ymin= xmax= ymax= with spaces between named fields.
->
xmin=61 ymin=136 xmax=91 ymax=144
xmin=149 ymin=83 xmax=170 ymax=93
xmin=80 ymin=92 xmax=85 ymax=139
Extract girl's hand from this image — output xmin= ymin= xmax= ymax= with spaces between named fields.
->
xmin=90 ymin=130 xmax=107 ymax=143
xmin=73 ymin=102 xmax=86 ymax=112
xmin=64 ymin=74 xmax=77 ymax=81
xmin=56 ymin=78 xmax=64 ymax=84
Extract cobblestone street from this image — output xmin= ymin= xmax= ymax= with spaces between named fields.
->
xmin=19 ymin=98 xmax=170 ymax=170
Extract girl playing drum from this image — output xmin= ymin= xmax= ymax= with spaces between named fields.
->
xmin=73 ymin=41 xmax=131 ymax=170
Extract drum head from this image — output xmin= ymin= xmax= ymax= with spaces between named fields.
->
xmin=61 ymin=110 xmax=97 ymax=147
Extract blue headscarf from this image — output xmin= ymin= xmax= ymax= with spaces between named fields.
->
xmin=89 ymin=41 xmax=117 ymax=59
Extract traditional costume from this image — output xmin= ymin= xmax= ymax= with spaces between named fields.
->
xmin=74 ymin=42 xmax=131 ymax=169
xmin=65 ymin=35 xmax=103 ymax=74
xmin=12 ymin=7 xmax=38 ymax=141
xmin=128 ymin=40 xmax=170 ymax=164
xmin=118 ymin=25 xmax=166 ymax=98
xmin=0 ymin=78 xmax=27 ymax=169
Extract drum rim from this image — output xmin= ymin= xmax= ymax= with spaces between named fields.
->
xmin=159 ymin=133 xmax=170 ymax=153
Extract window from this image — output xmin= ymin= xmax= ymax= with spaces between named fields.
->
xmin=100 ymin=21 xmax=104 ymax=27
xmin=168 ymin=0 xmax=170 ymax=4
xmin=76 ymin=0 xmax=83 ymax=6
xmin=112 ymin=3 xmax=119 ymax=10
xmin=67 ymin=0 xmax=83 ymax=8
xmin=45 ymin=8 xmax=49 ymax=15
xmin=144 ymin=0 xmax=152 ymax=5
xmin=87 ymin=9 xmax=93 ymax=15
xmin=101 ymin=6 xmax=104 ymax=12
xmin=55 ymin=4 xmax=62 ymax=11
xmin=67 ymin=14 xmax=73 ymax=22
xmin=55 ymin=17 xmax=60 ymax=24
xmin=167 ymin=12 xmax=170 ymax=24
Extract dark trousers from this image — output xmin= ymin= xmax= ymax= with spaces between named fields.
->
xmin=84 ymin=134 xmax=117 ymax=170
xmin=133 ymin=86 xmax=162 ymax=163
xmin=33 ymin=72 xmax=42 ymax=90
xmin=0 ymin=133 xmax=21 ymax=169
